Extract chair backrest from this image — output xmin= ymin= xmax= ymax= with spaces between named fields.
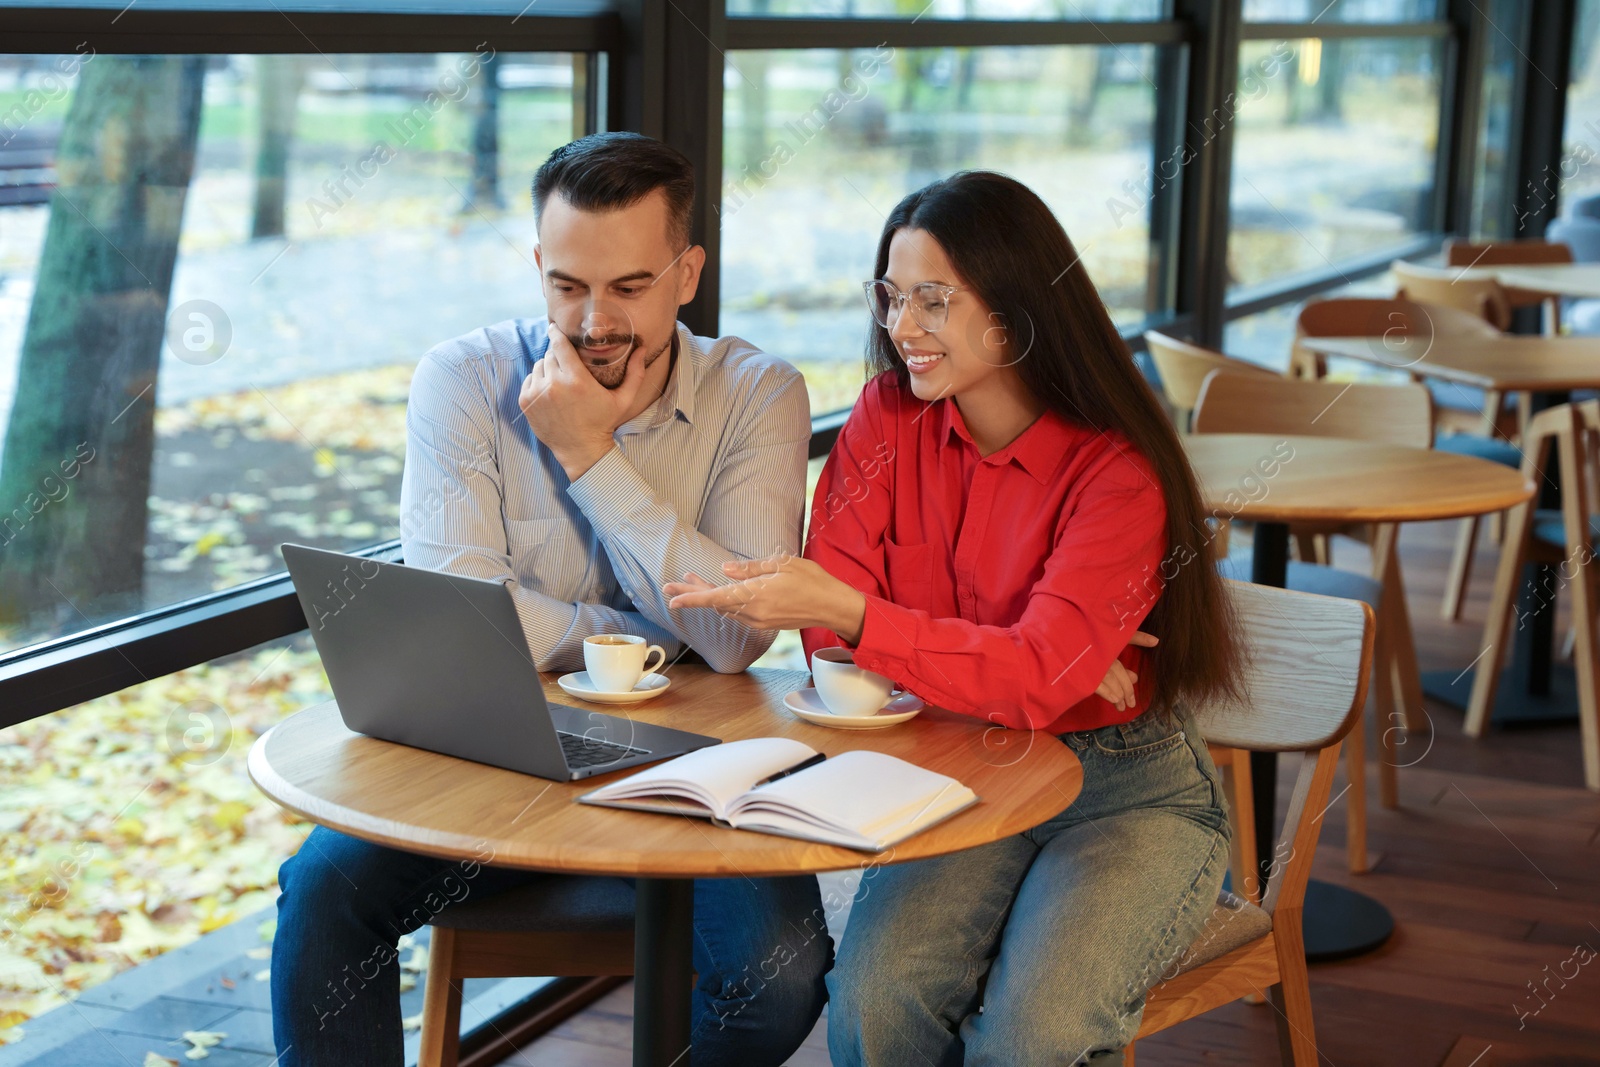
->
xmin=1190 ymin=369 xmax=1434 ymax=449
xmin=1195 ymin=580 xmax=1372 ymax=753
xmin=1513 ymin=400 xmax=1600 ymax=548
xmin=1197 ymin=580 xmax=1373 ymax=913
xmin=1443 ymin=238 xmax=1575 ymax=266
xmin=1391 ymin=259 xmax=1513 ymax=331
xmin=1290 ymin=296 xmax=1500 ymax=380
xmin=1144 ymin=330 xmax=1275 ymax=416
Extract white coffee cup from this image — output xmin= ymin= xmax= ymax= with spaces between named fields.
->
xmin=584 ymin=634 xmax=667 ymax=694
xmin=810 ymin=647 xmax=895 ymax=716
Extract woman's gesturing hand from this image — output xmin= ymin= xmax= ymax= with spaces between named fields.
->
xmin=664 ymin=555 xmax=868 ymax=644
xmin=1097 ymin=631 xmax=1158 ymax=712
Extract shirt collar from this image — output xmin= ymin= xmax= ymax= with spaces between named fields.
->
xmin=938 ymin=395 xmax=1070 ymax=485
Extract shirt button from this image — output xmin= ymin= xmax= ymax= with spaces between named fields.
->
xmin=959 ymin=588 xmax=973 ymax=600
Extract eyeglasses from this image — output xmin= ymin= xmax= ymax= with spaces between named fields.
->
xmin=862 ymin=279 xmax=968 ymax=332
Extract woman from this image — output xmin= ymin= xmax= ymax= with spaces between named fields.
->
xmin=665 ymin=171 xmax=1243 ymax=1065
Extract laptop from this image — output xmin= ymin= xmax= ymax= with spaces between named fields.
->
xmin=280 ymin=543 xmax=719 ymax=781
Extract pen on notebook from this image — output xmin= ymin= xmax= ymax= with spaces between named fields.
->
xmin=755 ymin=752 xmax=826 ymax=786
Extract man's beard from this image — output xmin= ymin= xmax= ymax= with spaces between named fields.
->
xmin=564 ymin=331 xmax=673 ymax=390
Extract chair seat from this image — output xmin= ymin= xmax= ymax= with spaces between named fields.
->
xmin=1171 ymin=890 xmax=1274 ymax=974
xmin=1435 ymin=432 xmax=1523 ymax=468
xmin=1531 ymin=508 xmax=1600 ymax=548
xmin=1218 ymin=557 xmax=1383 ymax=610
xmin=429 ymin=875 xmax=635 ymax=933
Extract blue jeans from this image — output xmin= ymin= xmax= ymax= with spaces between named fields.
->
xmin=827 ymin=705 xmax=1229 ymax=1067
xmin=271 ymin=827 xmax=830 ymax=1066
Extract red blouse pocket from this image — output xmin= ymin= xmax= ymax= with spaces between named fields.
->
xmin=882 ymin=537 xmax=936 ymax=612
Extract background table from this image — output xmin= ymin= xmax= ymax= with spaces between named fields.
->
xmin=1301 ymin=334 xmax=1600 ymax=726
xmin=1301 ymin=334 xmax=1600 ymax=395
xmin=250 ymin=664 xmax=1081 ymax=1066
xmin=1184 ymin=434 xmax=1534 ymax=960
xmin=1460 ymin=262 xmax=1600 ymax=300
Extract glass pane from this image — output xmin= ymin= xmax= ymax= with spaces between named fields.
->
xmin=1471 ymin=0 xmax=1521 ymax=238
xmin=1561 ymin=0 xmax=1600 ymax=213
xmin=727 ymin=0 xmax=1163 ymax=20
xmin=1243 ymin=0 xmax=1439 ymax=21
xmin=0 ymin=634 xmax=324 ymax=1027
xmin=1227 ymin=36 xmax=1442 ymax=294
xmin=721 ymin=45 xmax=1164 ymax=415
xmin=0 ymin=52 xmax=579 ymax=657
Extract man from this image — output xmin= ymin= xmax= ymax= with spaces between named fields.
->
xmin=271 ymin=132 xmax=828 ymax=1065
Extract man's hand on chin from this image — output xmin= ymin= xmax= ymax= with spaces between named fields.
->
xmin=519 ymin=329 xmax=650 ymax=481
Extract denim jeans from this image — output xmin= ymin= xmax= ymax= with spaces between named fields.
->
xmin=271 ymin=827 xmax=831 ymax=1066
xmin=826 ymin=705 xmax=1229 ymax=1067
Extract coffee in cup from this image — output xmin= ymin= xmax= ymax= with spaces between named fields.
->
xmin=584 ymin=634 xmax=667 ymax=693
xmin=810 ymin=647 xmax=894 ymax=716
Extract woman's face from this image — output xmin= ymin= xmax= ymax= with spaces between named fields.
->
xmin=883 ymin=227 xmax=1013 ymax=404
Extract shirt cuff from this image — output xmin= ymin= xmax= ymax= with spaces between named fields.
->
xmin=850 ymin=595 xmax=921 ymax=684
xmin=565 ymin=445 xmax=653 ymax=530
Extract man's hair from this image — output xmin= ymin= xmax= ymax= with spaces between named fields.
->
xmin=531 ymin=132 xmax=695 ymax=250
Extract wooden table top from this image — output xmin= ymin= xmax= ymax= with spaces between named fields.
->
xmin=1184 ymin=434 xmax=1535 ymax=525
xmin=1456 ymin=262 xmax=1600 ymax=299
xmin=248 ymin=665 xmax=1082 ymax=879
xmin=1298 ymin=334 xmax=1600 ymax=393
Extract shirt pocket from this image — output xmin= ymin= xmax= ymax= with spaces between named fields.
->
xmin=882 ymin=537 xmax=936 ymax=612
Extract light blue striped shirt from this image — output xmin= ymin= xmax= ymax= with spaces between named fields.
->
xmin=399 ymin=318 xmax=811 ymax=673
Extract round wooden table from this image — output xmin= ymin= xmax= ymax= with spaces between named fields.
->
xmin=1184 ymin=434 xmax=1535 ymax=960
xmin=249 ymin=664 xmax=1081 ymax=1065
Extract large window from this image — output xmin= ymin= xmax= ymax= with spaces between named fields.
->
xmin=1227 ymin=33 xmax=1444 ymax=295
xmin=0 ymin=51 xmax=580 ymax=659
xmin=720 ymin=44 xmax=1164 ymax=414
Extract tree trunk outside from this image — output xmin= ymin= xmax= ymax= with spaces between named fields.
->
xmin=463 ymin=52 xmax=503 ymax=212
xmin=251 ymin=55 xmax=305 ymax=239
xmin=0 ymin=55 xmax=206 ymax=639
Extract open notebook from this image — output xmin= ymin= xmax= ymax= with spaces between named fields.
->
xmin=578 ymin=737 xmax=979 ymax=852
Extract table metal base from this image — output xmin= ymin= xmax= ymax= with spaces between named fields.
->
xmin=1301 ymin=881 xmax=1394 ymax=962
xmin=634 ymin=877 xmax=694 ymax=1067
xmin=1421 ymin=666 xmax=1582 ymax=726
xmin=1249 ymin=522 xmax=1395 ymax=963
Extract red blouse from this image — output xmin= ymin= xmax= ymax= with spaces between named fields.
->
xmin=800 ymin=373 xmax=1169 ymax=734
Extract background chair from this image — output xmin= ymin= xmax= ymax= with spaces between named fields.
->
xmin=1466 ymin=401 xmax=1600 ymax=791
xmin=418 ymin=877 xmax=636 ymax=1067
xmin=1126 ymin=580 xmax=1374 ymax=1066
xmin=1290 ymin=294 xmax=1524 ymax=620
xmin=1443 ymin=237 xmax=1573 ymax=335
xmin=1192 ymin=371 xmax=1430 ymax=871
xmin=1144 ymin=329 xmax=1275 ymax=431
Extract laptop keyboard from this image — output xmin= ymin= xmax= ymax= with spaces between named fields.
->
xmin=556 ymin=730 xmax=650 ymax=769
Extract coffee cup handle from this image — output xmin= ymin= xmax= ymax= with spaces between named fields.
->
xmin=643 ymin=645 xmax=666 ymax=678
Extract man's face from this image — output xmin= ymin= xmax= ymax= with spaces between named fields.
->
xmin=534 ymin=189 xmax=704 ymax=389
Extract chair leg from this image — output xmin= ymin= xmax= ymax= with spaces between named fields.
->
xmin=1441 ymin=515 xmax=1478 ymax=621
xmin=1125 ymin=1040 xmax=1136 ymax=1066
xmin=1344 ymin=689 xmax=1369 ymax=875
xmin=1220 ymin=747 xmax=1259 ymax=904
xmin=418 ymin=927 xmax=462 ymax=1067
xmin=1468 ymin=499 xmax=1536 ymax=738
xmin=1374 ymin=528 xmax=1425 ymax=734
xmin=1268 ymin=917 xmax=1320 ymax=1067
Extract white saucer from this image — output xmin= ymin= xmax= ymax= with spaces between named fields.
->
xmin=782 ymin=687 xmax=924 ymax=729
xmin=557 ymin=671 xmax=672 ymax=705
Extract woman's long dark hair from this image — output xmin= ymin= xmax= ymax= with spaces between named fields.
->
xmin=868 ymin=170 xmax=1244 ymax=714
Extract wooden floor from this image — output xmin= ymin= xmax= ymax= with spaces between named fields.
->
xmin=493 ymin=519 xmax=1600 ymax=1066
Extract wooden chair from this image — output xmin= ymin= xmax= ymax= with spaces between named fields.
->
xmin=1444 ymin=238 xmax=1574 ymax=333
xmin=1391 ymin=259 xmax=1514 ymax=332
xmin=1193 ymin=371 xmax=1429 ymax=871
xmin=1144 ymin=329 xmax=1275 ymax=431
xmin=1465 ymin=401 xmax=1600 ymax=791
xmin=1126 ymin=580 xmax=1375 ymax=1066
xmin=418 ymin=876 xmax=636 ymax=1067
xmin=1290 ymin=294 xmax=1523 ymax=620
